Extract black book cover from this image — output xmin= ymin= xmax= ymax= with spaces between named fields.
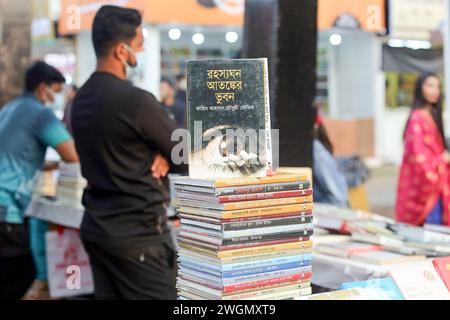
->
xmin=187 ymin=58 xmax=272 ymax=179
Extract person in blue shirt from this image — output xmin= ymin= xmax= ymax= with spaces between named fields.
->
xmin=0 ymin=61 xmax=79 ymax=300
xmin=312 ymin=108 xmax=349 ymax=208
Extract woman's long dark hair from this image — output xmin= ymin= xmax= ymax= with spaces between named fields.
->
xmin=313 ymin=105 xmax=334 ymax=155
xmin=404 ymin=73 xmax=447 ymax=150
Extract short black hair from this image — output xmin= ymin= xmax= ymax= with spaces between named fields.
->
xmin=176 ymin=74 xmax=186 ymax=82
xmin=161 ymin=77 xmax=175 ymax=88
xmin=25 ymin=61 xmax=66 ymax=92
xmin=92 ymin=5 xmax=142 ymax=58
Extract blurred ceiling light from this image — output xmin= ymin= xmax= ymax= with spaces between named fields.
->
xmin=169 ymin=28 xmax=181 ymax=40
xmin=329 ymin=34 xmax=342 ymax=46
xmin=225 ymin=31 xmax=239 ymax=43
xmin=192 ymin=33 xmax=205 ymax=45
xmin=387 ymin=39 xmax=405 ymax=48
xmin=406 ymin=40 xmax=432 ymax=50
xmin=388 ymin=39 xmax=432 ymax=50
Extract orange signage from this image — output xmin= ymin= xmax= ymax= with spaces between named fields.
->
xmin=318 ymin=0 xmax=386 ymax=32
xmin=58 ymin=0 xmax=385 ymax=35
xmin=59 ymin=0 xmax=244 ymax=35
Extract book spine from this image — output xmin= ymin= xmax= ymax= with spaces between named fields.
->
xmin=222 ymin=196 xmax=313 ymax=211
xmin=219 ymin=236 xmax=310 ymax=251
xmin=223 ymin=254 xmax=312 ymax=272
xmin=179 ymin=211 xmax=312 ymax=225
xmin=215 ymin=182 xmax=311 ymax=196
xmin=213 ymin=175 xmax=308 ymax=188
xmin=218 ymin=189 xmax=313 ymax=203
xmin=223 ymin=272 xmax=312 ymax=293
xmin=218 ymin=241 xmax=313 ymax=258
xmin=221 ymin=230 xmax=313 ymax=246
xmin=222 ymin=223 xmax=313 ymax=239
xmin=223 ymin=285 xmax=311 ymax=300
xmin=262 ymin=58 xmax=273 ymax=176
xmin=222 ymin=267 xmax=312 ymax=286
xmin=222 ymin=203 xmax=314 ymax=219
xmin=222 ymin=261 xmax=311 ymax=278
xmin=221 ymin=248 xmax=313 ymax=265
xmin=221 ymin=279 xmax=311 ymax=297
xmin=223 ymin=215 xmax=313 ymax=231
xmin=178 ymin=235 xmax=309 ymax=252
xmin=220 ymin=211 xmax=312 ymax=223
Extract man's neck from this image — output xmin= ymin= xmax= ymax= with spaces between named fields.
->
xmin=97 ymin=58 xmax=126 ymax=80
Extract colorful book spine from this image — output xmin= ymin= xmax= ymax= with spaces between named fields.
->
xmin=180 ymin=253 xmax=312 ymax=273
xmin=218 ymin=189 xmax=313 ymax=203
xmin=215 ymin=181 xmax=311 ymax=196
xmin=223 ymin=272 xmax=312 ymax=293
xmin=211 ymin=175 xmax=308 ymax=188
xmin=222 ymin=283 xmax=311 ymax=300
xmin=220 ymin=211 xmax=312 ymax=223
xmin=222 ymin=215 xmax=313 ymax=231
xmin=221 ymin=230 xmax=313 ymax=246
xmin=223 ymin=254 xmax=312 ymax=272
xmin=220 ymin=196 xmax=313 ymax=211
xmin=221 ymin=279 xmax=311 ymax=297
xmin=217 ymin=240 xmax=313 ymax=258
xmin=222 ymin=223 xmax=313 ymax=239
xmin=222 ymin=261 xmax=312 ymax=278
xmin=178 ymin=235 xmax=310 ymax=252
xmin=222 ymin=267 xmax=312 ymax=286
xmin=179 ymin=211 xmax=312 ymax=224
xmin=178 ymin=203 xmax=314 ymax=219
xmin=220 ymin=203 xmax=314 ymax=219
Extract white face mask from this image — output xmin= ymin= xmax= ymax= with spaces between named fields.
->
xmin=178 ymin=79 xmax=187 ymax=91
xmin=122 ymin=44 xmax=145 ymax=82
xmin=45 ymin=87 xmax=65 ymax=110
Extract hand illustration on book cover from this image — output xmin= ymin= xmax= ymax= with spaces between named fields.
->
xmin=187 ymin=59 xmax=273 ymax=179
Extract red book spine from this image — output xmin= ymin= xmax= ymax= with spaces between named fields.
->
xmin=223 ymin=272 xmax=312 ymax=293
xmin=218 ymin=189 xmax=313 ymax=203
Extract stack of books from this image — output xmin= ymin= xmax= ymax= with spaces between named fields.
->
xmin=173 ymin=173 xmax=314 ymax=300
xmin=56 ymin=163 xmax=87 ymax=209
xmin=34 ymin=171 xmax=57 ymax=197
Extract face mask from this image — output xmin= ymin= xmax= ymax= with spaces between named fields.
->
xmin=178 ymin=79 xmax=187 ymax=91
xmin=122 ymin=43 xmax=145 ymax=82
xmin=45 ymin=87 xmax=65 ymax=110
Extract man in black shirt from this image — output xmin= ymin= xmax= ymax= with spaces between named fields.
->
xmin=71 ymin=6 xmax=186 ymax=300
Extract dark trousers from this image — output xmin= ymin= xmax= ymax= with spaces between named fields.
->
xmin=0 ymin=222 xmax=36 ymax=300
xmin=83 ymin=238 xmax=177 ymax=300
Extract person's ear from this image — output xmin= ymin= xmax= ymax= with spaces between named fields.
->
xmin=114 ymin=43 xmax=127 ymax=63
xmin=35 ymin=83 xmax=48 ymax=103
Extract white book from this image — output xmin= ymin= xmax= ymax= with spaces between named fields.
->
xmin=178 ymin=247 xmax=310 ymax=266
xmin=351 ymin=232 xmax=404 ymax=247
xmin=389 ymin=261 xmax=450 ymax=300
xmin=180 ymin=223 xmax=312 ymax=239
xmin=424 ymin=224 xmax=450 ymax=235
xmin=350 ymin=251 xmax=426 ymax=265
xmin=396 ymin=226 xmax=450 ymax=244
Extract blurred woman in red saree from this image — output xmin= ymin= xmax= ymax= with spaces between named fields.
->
xmin=396 ymin=73 xmax=450 ymax=226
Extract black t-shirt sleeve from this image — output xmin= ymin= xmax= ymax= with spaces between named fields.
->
xmin=135 ymin=92 xmax=188 ymax=174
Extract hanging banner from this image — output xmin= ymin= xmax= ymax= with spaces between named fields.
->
xmin=59 ymin=0 xmax=386 ymax=35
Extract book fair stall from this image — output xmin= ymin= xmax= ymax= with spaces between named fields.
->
xmin=25 ymin=58 xmax=450 ymax=301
